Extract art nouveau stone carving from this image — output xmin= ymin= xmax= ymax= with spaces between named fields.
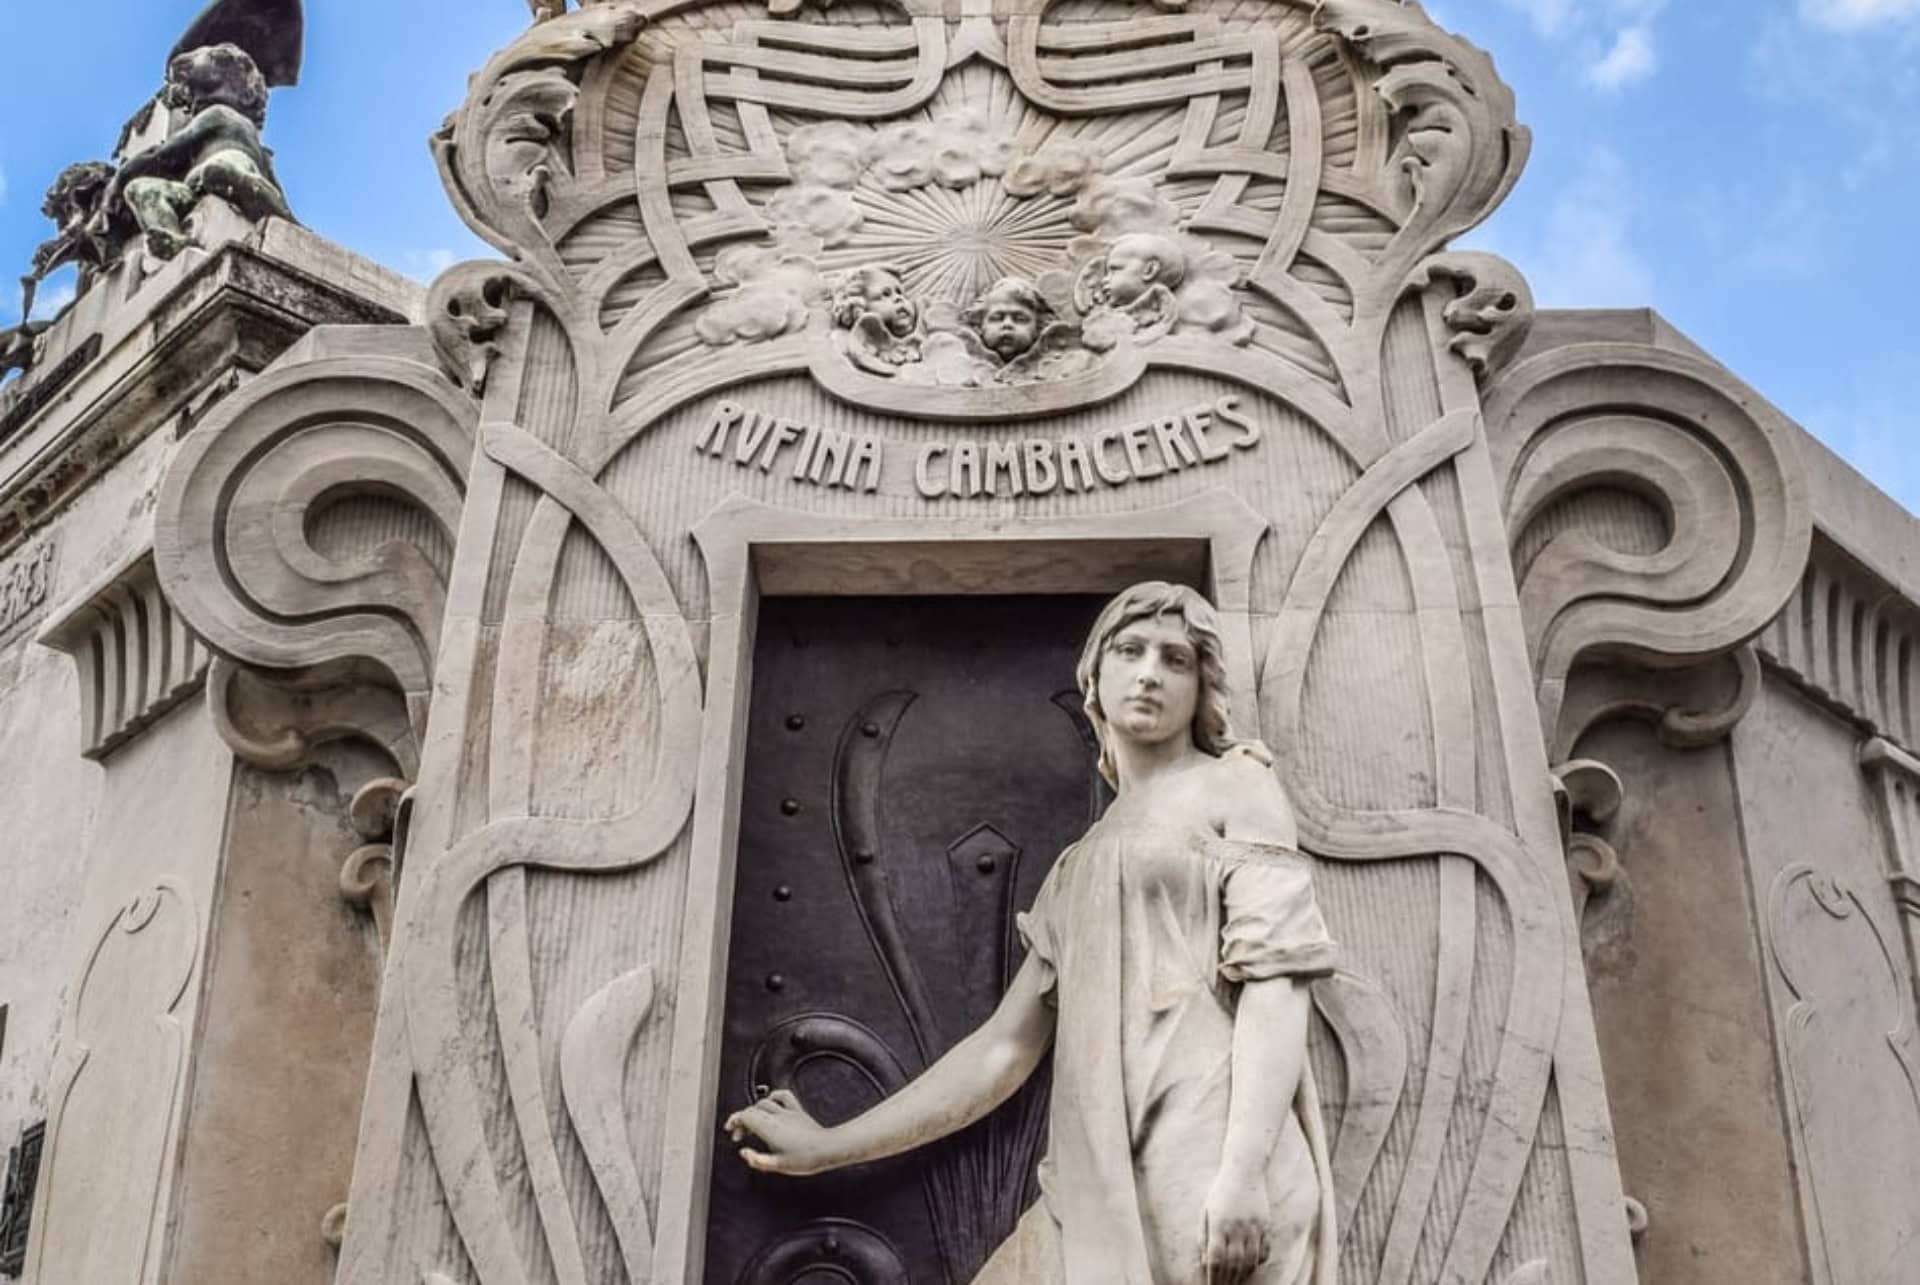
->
xmin=1860 ymin=737 xmax=1920 ymax=987
xmin=152 ymin=2 xmax=1648 ymax=1282
xmin=1765 ymin=864 xmax=1920 ymax=1282
xmin=37 ymin=551 xmax=209 ymax=759
xmin=1485 ymin=342 xmax=1812 ymax=756
xmin=156 ymin=327 xmax=475 ymax=745
xmin=0 ymin=540 xmax=53 ymax=638
xmin=1761 ymin=541 xmax=1920 ymax=749
xmin=1487 ymin=339 xmax=1812 ymax=979
xmin=23 ymin=884 xmax=199 ymax=1285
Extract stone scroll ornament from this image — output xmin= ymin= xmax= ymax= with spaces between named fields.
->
xmin=1484 ymin=345 xmax=1812 ymax=934
xmin=154 ymin=1 xmax=1646 ymax=1283
xmin=1484 ymin=342 xmax=1813 ymax=759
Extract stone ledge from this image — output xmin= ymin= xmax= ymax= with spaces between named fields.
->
xmin=0 ymin=222 xmax=421 ymax=562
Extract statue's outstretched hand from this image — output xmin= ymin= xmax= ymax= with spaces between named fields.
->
xmin=1200 ymin=1170 xmax=1270 ymax=1284
xmin=724 ymin=1089 xmax=840 ymax=1176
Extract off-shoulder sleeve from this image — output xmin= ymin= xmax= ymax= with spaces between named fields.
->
xmin=1213 ymin=839 xmax=1338 ymax=983
xmin=1015 ymin=862 xmax=1064 ymax=1002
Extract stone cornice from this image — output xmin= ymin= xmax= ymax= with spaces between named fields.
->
xmin=1757 ymin=530 xmax=1920 ymax=756
xmin=36 ymin=547 xmax=206 ymax=760
xmin=0 ymin=222 xmax=418 ymax=562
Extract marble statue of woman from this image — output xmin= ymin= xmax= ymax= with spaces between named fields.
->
xmin=726 ymin=581 xmax=1340 ymax=1285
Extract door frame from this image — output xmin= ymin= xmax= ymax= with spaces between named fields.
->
xmin=651 ymin=488 xmax=1269 ymax=1283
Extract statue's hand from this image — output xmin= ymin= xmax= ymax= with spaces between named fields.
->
xmin=723 ymin=1089 xmax=841 ymax=1176
xmin=1199 ymin=1169 xmax=1270 ymax=1284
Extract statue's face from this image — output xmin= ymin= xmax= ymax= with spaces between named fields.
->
xmin=1102 ymin=243 xmax=1157 ymax=307
xmin=170 ymin=45 xmax=260 ymax=116
xmin=867 ymin=276 xmax=917 ymax=336
xmin=980 ymin=300 xmax=1038 ymax=359
xmin=1096 ymin=613 xmax=1201 ymax=748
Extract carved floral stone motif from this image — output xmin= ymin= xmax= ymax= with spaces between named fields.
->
xmin=152 ymin=2 xmax=1677 ymax=1283
xmin=0 ymin=541 xmax=54 ymax=638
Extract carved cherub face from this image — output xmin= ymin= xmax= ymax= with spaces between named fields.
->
xmin=969 ymin=278 xmax=1050 ymax=361
xmin=865 ymin=271 xmax=918 ymax=337
xmin=1102 ymin=233 xmax=1187 ymax=308
xmin=830 ymin=266 xmax=921 ymax=343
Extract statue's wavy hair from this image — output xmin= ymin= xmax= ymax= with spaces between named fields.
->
xmin=1076 ymin=581 xmax=1234 ymax=788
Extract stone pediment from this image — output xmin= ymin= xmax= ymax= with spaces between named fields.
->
xmin=428 ymin=0 xmax=1529 ymax=436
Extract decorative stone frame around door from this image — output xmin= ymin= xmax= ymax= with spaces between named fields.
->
xmin=135 ymin=2 xmax=1829 ymax=1281
xmin=653 ymin=488 xmax=1267 ymax=1280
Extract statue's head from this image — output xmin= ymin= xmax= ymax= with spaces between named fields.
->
xmin=167 ymin=43 xmax=270 ymax=125
xmin=41 ymin=162 xmax=115 ymax=227
xmin=1076 ymin=581 xmax=1233 ymax=786
xmin=1102 ymin=232 xmax=1187 ymax=307
xmin=830 ymin=264 xmax=919 ymax=338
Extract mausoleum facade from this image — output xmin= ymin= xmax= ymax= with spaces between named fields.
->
xmin=0 ymin=2 xmax=1914 ymax=1283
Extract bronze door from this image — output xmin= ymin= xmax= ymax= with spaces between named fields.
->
xmin=704 ymin=595 xmax=1108 ymax=1285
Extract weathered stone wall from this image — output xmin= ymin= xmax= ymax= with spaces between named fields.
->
xmin=165 ymin=754 xmax=389 ymax=1285
xmin=0 ymin=581 xmax=99 ymax=1192
xmin=1520 ymin=309 xmax=1920 ymax=1284
xmin=6 ymin=6 xmax=1918 ymax=1285
xmin=0 ymin=420 xmax=187 ymax=1223
xmin=0 ymin=212 xmax=417 ymax=1283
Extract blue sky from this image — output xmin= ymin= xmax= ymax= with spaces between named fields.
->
xmin=2 ymin=1 xmax=1916 ymax=506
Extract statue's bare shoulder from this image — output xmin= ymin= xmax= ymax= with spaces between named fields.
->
xmin=1201 ymin=743 xmax=1300 ymax=849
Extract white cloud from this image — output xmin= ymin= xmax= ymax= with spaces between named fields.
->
xmin=1745 ymin=176 xmax=1826 ymax=277
xmin=1501 ymin=0 xmax=1667 ymax=94
xmin=28 ymin=278 xmax=76 ymax=323
xmin=1801 ymin=368 xmax=1920 ymax=514
xmin=1585 ymin=26 xmax=1657 ymax=90
xmin=1467 ymin=146 xmax=1656 ymax=310
xmin=1747 ymin=15 xmax=1918 ymax=191
xmin=1499 ymin=0 xmax=1578 ymax=37
xmin=1801 ymin=0 xmax=1920 ymax=30
xmin=399 ymin=248 xmax=459 ymax=283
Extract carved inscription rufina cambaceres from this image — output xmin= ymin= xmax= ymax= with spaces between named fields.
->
xmin=694 ymin=395 xmax=1261 ymax=497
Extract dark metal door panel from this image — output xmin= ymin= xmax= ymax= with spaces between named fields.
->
xmin=705 ymin=595 xmax=1107 ymax=1285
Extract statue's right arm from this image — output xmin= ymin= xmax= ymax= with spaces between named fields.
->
xmin=118 ymin=107 xmax=237 ymax=183
xmin=725 ymin=953 xmax=1057 ymax=1176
